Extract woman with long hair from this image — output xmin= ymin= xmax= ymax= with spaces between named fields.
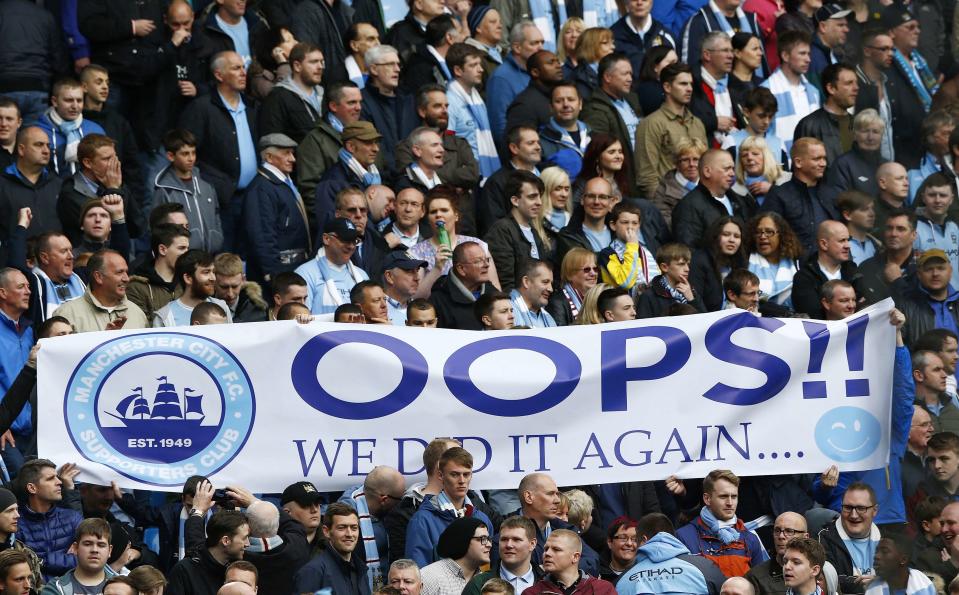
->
xmin=729 ymin=32 xmax=764 ymax=110
xmin=745 ymin=211 xmax=803 ymax=309
xmin=540 ymin=166 xmax=574 ymax=248
xmin=559 ymin=18 xmax=587 ymax=77
xmin=636 ymin=46 xmax=678 ymax=115
xmin=410 ymin=186 xmax=500 ymax=297
xmin=690 ymin=216 xmax=748 ymax=311
xmin=547 ymin=247 xmax=600 ymax=325
xmin=575 ymin=133 xmax=631 ymax=203
xmin=575 ymin=282 xmax=610 ymax=325
xmin=571 ymin=28 xmax=616 ymax=99
xmin=733 ymin=135 xmax=786 ymax=207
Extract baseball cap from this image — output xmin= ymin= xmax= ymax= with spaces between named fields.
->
xmin=815 ymin=3 xmax=852 ymax=24
xmin=281 ymin=481 xmax=323 ymax=506
xmin=880 ymin=3 xmax=916 ymax=30
xmin=383 ymin=252 xmax=428 ymax=271
xmin=324 ymin=217 xmax=361 ymax=242
xmin=258 ymin=133 xmax=298 ymax=151
xmin=918 ymin=249 xmax=950 ymax=267
xmin=342 ymin=121 xmax=383 ymax=142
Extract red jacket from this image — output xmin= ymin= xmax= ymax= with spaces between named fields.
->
xmin=522 ymin=572 xmax=617 ymax=595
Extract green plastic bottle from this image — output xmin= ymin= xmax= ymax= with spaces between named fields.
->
xmin=436 ymin=220 xmax=451 ymax=250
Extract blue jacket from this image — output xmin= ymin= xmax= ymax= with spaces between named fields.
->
xmin=0 ymin=313 xmax=33 ymax=434
xmin=616 ymin=532 xmax=725 ymax=595
xmin=486 ymin=54 xmax=530 ymax=144
xmin=17 ymin=499 xmax=84 ymax=580
xmin=314 ymin=160 xmax=366 ymax=235
xmin=812 ymin=346 xmax=915 ymax=524
xmin=652 ymin=0 xmax=706 ymax=39
xmin=404 ymin=495 xmax=493 ymax=568
xmin=34 ymin=114 xmax=105 ymax=178
xmin=293 ymin=547 xmax=372 ymax=595
xmin=243 ymin=167 xmax=311 ymax=282
xmin=359 ymin=85 xmax=418 ymax=176
xmin=907 ymin=153 xmax=941 ymax=205
xmin=913 ymin=216 xmax=959 ymax=298
xmin=676 ymin=517 xmax=769 ymax=572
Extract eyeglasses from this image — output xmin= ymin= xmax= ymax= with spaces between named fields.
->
xmin=774 ymin=528 xmax=804 ymax=537
xmin=471 ymin=536 xmax=492 ymax=545
xmin=756 ymin=229 xmax=779 ymax=237
xmin=466 ymin=257 xmax=491 ymax=266
xmin=583 ymin=193 xmax=611 ymax=201
xmin=581 ymin=266 xmax=600 ymax=273
xmin=841 ymin=504 xmax=876 ymax=515
xmin=612 ymin=535 xmax=639 ymax=544
xmin=912 ymin=421 xmax=935 ymax=428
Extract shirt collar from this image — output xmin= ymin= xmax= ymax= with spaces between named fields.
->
xmin=626 ymin=15 xmax=652 ymax=36
xmin=261 ymin=162 xmax=289 ymax=182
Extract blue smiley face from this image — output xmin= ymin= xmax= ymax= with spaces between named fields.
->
xmin=814 ymin=407 xmax=882 ymax=462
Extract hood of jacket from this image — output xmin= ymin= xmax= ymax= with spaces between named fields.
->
xmin=240 ymin=281 xmax=268 ymax=310
xmin=154 ymin=165 xmax=202 ymax=194
xmin=635 ymin=531 xmax=690 ymax=563
xmin=129 ymin=259 xmax=178 ymax=293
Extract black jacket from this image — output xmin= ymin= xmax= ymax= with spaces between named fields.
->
xmin=636 ymin=274 xmax=706 ymax=318
xmin=671 ymin=184 xmax=754 ymax=249
xmin=885 ymin=60 xmax=928 ymax=170
xmin=0 ymin=0 xmax=67 ymax=94
xmin=395 ymin=130 xmax=481 ymax=191
xmin=57 ymin=172 xmax=135 ymax=247
xmin=242 ymin=167 xmax=312 ymax=282
xmin=546 ymin=286 xmax=579 ymax=326
xmin=290 ymin=0 xmax=351 ymax=74
xmin=78 ymin=0 xmax=167 ymax=84
xmin=166 ymin=546 xmax=228 ymax=595
xmin=477 ymin=162 xmax=521 ymax=236
xmin=794 ymin=108 xmax=852 ymax=165
xmin=82 ymin=108 xmax=147 ymax=236
xmin=292 ymin=541 xmax=372 ymax=595
xmin=430 ymin=275 xmax=496 ymax=330
xmin=360 ymin=85 xmax=419 ymax=177
xmin=178 ymin=91 xmax=259 ymax=206
xmin=790 ymin=250 xmax=864 ymax=319
xmin=385 ymin=13 xmax=427 ymax=64
xmin=571 ymin=62 xmax=600 ymax=100
xmin=690 ymin=248 xmax=742 ymax=312
xmin=233 ymin=282 xmax=269 ymax=322
xmin=506 ymin=81 xmax=553 ymax=135
xmin=820 ymin=144 xmax=883 ymax=206
xmin=856 ymin=250 xmax=916 ymax=307
xmin=611 ymin=16 xmax=675 ymax=93
xmin=258 ymin=85 xmax=321 ymax=144
xmin=0 ymin=166 xmax=62 ymax=260
xmin=314 ymin=161 xmax=365 ymax=236
xmin=899 ymin=284 xmax=959 ymax=348
xmin=193 ymin=8 xmax=269 ymax=86
xmin=485 ymin=215 xmax=548 ymax=293
xmin=247 ymin=512 xmax=312 ymax=595
xmin=399 ymin=45 xmax=451 ymax=96
xmin=817 ymin=523 xmax=864 ymax=594
xmin=763 ymin=177 xmax=840 ymax=254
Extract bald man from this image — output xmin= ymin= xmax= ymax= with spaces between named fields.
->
xmin=0 ymin=126 xmax=62 ymax=244
xmin=671 ymin=149 xmax=753 ymax=248
xmin=746 ymin=512 xmax=808 ymax=595
xmin=527 ymin=530 xmax=617 ymax=594
xmin=792 ymin=220 xmax=863 ymax=319
xmin=721 ymin=577 xmax=756 ymax=595
xmin=218 ymin=583 xmax=256 ymax=595
xmin=873 ymin=162 xmax=911 ymax=236
xmin=340 ymin=466 xmax=407 ymax=587
xmin=240 ymin=494 xmax=311 ymax=595
xmin=764 ymin=138 xmax=836 ymax=253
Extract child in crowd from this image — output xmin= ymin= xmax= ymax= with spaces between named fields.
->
xmin=598 ymin=203 xmax=659 ymax=296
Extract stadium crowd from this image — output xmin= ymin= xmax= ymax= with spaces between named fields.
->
xmin=1 ymin=0 xmax=959 ymax=593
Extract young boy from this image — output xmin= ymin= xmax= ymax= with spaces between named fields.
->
xmin=474 ymin=291 xmax=515 ymax=330
xmin=153 ymin=128 xmax=223 ymax=253
xmin=782 ymin=537 xmax=824 ymax=595
xmin=598 ymin=203 xmax=659 ymax=296
xmin=73 ymin=197 xmax=131 ymax=261
xmin=837 ymin=191 xmax=880 ymax=265
xmin=913 ymin=496 xmax=946 ymax=553
xmin=44 ymin=518 xmax=116 ymax=593
xmin=722 ymin=87 xmax=787 ymax=167
xmin=635 ymin=243 xmax=704 ymax=319
xmin=914 ymin=172 xmax=959 ymax=289
xmin=866 ymin=535 xmax=936 ymax=595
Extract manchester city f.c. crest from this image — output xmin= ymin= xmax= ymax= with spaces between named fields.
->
xmin=64 ymin=332 xmax=255 ymax=486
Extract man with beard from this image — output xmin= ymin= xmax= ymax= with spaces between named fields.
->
xmin=154 ymin=250 xmax=232 ymax=327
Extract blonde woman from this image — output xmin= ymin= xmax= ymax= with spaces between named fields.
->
xmin=651 ymin=137 xmax=708 ymax=226
xmin=547 ymin=247 xmax=599 ymax=325
xmin=559 ymin=18 xmax=586 ymax=75
xmin=732 ymin=135 xmax=786 ymax=206
xmin=576 ymin=282 xmax=610 ymax=324
xmin=541 ymin=166 xmax=573 ymax=238
xmin=572 ymin=27 xmax=616 ymax=98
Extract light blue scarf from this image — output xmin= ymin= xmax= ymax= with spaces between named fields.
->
xmin=351 ymin=487 xmax=384 ymax=591
xmin=893 ymin=48 xmax=939 ymax=112
xmin=338 ymin=148 xmax=382 ymax=186
xmin=435 ymin=490 xmax=472 ymax=517
xmin=699 ymin=506 xmax=741 ymax=544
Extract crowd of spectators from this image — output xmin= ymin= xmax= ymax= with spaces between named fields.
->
xmin=2 ymin=0 xmax=959 ymax=592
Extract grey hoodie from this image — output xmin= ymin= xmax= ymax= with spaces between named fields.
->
xmin=153 ymin=165 xmax=224 ymax=253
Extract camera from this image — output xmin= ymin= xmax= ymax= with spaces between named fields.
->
xmin=212 ymin=489 xmax=235 ymax=509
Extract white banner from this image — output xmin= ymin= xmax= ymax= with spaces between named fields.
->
xmin=37 ymin=299 xmax=897 ymax=492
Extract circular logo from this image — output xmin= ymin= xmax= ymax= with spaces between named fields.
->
xmin=64 ymin=333 xmax=255 ymax=486
xmin=814 ymin=406 xmax=881 ymax=462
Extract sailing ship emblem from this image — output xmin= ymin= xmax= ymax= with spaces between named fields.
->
xmin=108 ymin=376 xmax=206 ymax=429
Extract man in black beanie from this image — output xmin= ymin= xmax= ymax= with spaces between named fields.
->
xmin=0 ymin=487 xmax=41 ymax=589
xmin=419 ymin=517 xmax=491 ymax=595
